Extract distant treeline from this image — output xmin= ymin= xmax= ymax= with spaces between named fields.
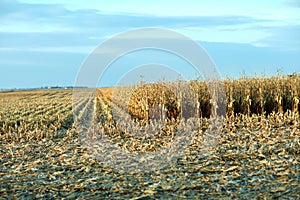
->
xmin=0 ymin=86 xmax=88 ymax=92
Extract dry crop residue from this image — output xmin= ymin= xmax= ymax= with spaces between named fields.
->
xmin=0 ymin=75 xmax=299 ymax=199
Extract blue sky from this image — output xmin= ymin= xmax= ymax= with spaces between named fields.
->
xmin=0 ymin=0 xmax=299 ymax=89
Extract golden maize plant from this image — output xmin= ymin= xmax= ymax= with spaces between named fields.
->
xmin=98 ymin=74 xmax=299 ymax=125
xmin=127 ymin=83 xmax=180 ymax=124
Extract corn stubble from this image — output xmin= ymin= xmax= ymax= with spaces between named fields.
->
xmin=0 ymin=74 xmax=299 ymax=199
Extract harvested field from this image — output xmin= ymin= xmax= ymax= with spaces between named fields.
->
xmin=0 ymin=75 xmax=299 ymax=199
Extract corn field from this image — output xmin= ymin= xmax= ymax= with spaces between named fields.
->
xmin=0 ymin=74 xmax=299 ymax=199
xmin=104 ymin=74 xmax=300 ymax=121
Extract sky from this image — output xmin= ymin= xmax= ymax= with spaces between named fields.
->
xmin=0 ymin=0 xmax=299 ymax=89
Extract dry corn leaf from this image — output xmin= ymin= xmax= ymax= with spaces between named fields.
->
xmin=143 ymin=189 xmax=156 ymax=195
xmin=270 ymin=187 xmax=287 ymax=193
xmin=225 ymin=166 xmax=239 ymax=172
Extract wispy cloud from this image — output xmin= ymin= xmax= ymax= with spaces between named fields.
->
xmin=283 ymin=0 xmax=300 ymax=8
xmin=0 ymin=0 xmax=299 ymax=88
xmin=1 ymin=0 xmax=299 ymax=50
xmin=0 ymin=46 xmax=95 ymax=54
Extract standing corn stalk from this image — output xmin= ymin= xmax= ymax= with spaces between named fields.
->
xmin=209 ymin=80 xmax=218 ymax=118
xmin=227 ymin=83 xmax=235 ymax=118
xmin=275 ymin=77 xmax=283 ymax=114
xmin=161 ymin=88 xmax=165 ymax=122
xmin=244 ymin=88 xmax=251 ymax=116
xmin=292 ymin=79 xmax=299 ymax=113
xmin=259 ymin=87 xmax=264 ymax=115
xmin=191 ymin=80 xmax=201 ymax=118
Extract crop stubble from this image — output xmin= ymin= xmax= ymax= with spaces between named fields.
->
xmin=0 ymin=75 xmax=299 ymax=199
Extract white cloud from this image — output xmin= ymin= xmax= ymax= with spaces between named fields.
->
xmin=2 ymin=0 xmax=299 ymax=51
xmin=0 ymin=46 xmax=95 ymax=54
xmin=176 ymin=25 xmax=271 ymax=45
xmin=17 ymin=0 xmax=300 ymax=20
xmin=0 ymin=21 xmax=75 ymax=33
